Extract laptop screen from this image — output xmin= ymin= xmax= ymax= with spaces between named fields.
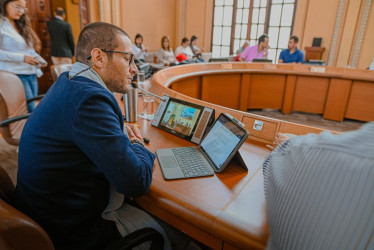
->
xmin=200 ymin=114 xmax=247 ymax=170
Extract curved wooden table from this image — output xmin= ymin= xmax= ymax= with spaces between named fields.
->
xmin=152 ymin=63 xmax=374 ymax=122
xmin=125 ymin=63 xmax=368 ymax=249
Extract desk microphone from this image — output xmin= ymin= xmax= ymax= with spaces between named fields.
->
xmin=131 ymin=82 xmax=166 ymax=101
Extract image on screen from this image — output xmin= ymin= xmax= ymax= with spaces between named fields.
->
xmin=160 ymin=101 xmax=201 ymax=137
xmin=200 ymin=115 xmax=247 ymax=170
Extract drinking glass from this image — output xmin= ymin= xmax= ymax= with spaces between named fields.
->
xmin=137 ymin=71 xmax=145 ymax=83
xmin=139 ymin=95 xmax=155 ymax=120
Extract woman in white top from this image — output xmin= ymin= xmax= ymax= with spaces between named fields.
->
xmin=132 ymin=33 xmax=147 ymax=62
xmin=0 ymin=0 xmax=46 ymax=112
xmin=175 ymin=37 xmax=194 ymax=61
xmin=157 ymin=35 xmax=176 ymax=66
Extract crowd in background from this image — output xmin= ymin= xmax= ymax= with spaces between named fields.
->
xmin=133 ymin=33 xmax=206 ymax=66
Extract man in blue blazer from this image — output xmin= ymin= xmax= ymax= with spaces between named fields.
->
xmin=47 ymin=7 xmax=75 ymax=65
xmin=16 ymin=22 xmax=196 ymax=250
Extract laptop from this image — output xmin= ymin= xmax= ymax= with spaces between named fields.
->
xmin=156 ymin=113 xmax=249 ymax=180
xmin=252 ymin=58 xmax=272 ymax=63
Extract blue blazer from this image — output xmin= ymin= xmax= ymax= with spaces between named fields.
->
xmin=16 ymin=73 xmax=155 ymax=249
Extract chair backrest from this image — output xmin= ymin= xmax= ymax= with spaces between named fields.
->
xmin=0 ymin=166 xmax=54 ymax=250
xmin=0 ymin=71 xmax=28 ymax=146
xmin=50 ymin=64 xmax=73 ymax=82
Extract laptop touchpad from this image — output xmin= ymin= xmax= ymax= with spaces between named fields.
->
xmin=159 ymin=156 xmax=178 ymax=168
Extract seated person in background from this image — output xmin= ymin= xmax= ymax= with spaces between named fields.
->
xmin=370 ymin=58 xmax=374 ymax=70
xmin=278 ymin=35 xmax=304 ymax=63
xmin=175 ymin=37 xmax=194 ymax=60
xmin=190 ymin=35 xmax=204 ymax=62
xmin=235 ymin=40 xmax=249 ymax=61
xmin=132 ymin=33 xmax=147 ymax=62
xmin=157 ymin=35 xmax=177 ymax=66
xmin=263 ymin=123 xmax=374 ymax=250
xmin=16 ymin=22 xmax=198 ymax=250
xmin=236 ymin=40 xmax=249 ymax=54
xmin=240 ymin=34 xmax=269 ymax=62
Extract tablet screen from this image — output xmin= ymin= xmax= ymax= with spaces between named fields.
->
xmin=158 ymin=98 xmax=204 ymax=140
xmin=200 ymin=114 xmax=248 ymax=171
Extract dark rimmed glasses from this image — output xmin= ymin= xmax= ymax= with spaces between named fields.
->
xmin=100 ymin=49 xmax=135 ymax=66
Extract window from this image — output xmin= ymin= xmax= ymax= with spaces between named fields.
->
xmin=212 ymin=0 xmax=234 ymax=58
xmin=212 ymin=0 xmax=296 ymax=63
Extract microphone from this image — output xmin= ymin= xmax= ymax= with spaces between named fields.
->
xmin=131 ymin=82 xmax=166 ymax=101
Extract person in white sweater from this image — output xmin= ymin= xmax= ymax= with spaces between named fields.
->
xmin=157 ymin=35 xmax=176 ymax=66
xmin=175 ymin=37 xmax=194 ymax=60
xmin=0 ymin=0 xmax=47 ymax=112
xmin=132 ymin=33 xmax=147 ymax=62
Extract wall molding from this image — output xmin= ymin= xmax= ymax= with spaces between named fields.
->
xmin=327 ymin=0 xmax=346 ymax=66
xmin=351 ymin=0 xmax=372 ymax=68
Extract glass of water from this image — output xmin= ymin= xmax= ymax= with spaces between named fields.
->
xmin=139 ymin=95 xmax=155 ymax=120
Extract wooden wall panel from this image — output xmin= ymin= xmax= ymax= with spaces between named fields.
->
xmin=323 ymin=79 xmax=352 ymax=121
xmin=170 ymin=77 xmax=202 ymax=99
xmin=238 ymin=74 xmax=250 ymax=111
xmin=345 ymin=81 xmax=374 ymax=121
xmin=282 ymin=75 xmax=297 ymax=114
xmin=201 ymin=74 xmax=241 ymax=109
xmin=247 ymin=74 xmax=286 ymax=109
xmin=292 ymin=76 xmax=329 ymax=114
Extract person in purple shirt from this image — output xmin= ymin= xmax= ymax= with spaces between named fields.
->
xmin=279 ymin=35 xmax=304 ymax=63
xmin=240 ymin=34 xmax=269 ymax=62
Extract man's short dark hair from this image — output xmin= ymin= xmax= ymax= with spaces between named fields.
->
xmin=75 ymin=22 xmax=129 ymax=63
xmin=258 ymin=34 xmax=269 ymax=44
xmin=55 ymin=7 xmax=65 ymax=16
xmin=290 ymin=35 xmax=299 ymax=43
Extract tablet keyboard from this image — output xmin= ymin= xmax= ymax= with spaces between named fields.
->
xmin=172 ymin=147 xmax=212 ymax=177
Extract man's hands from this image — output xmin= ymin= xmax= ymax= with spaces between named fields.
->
xmin=125 ymin=123 xmax=143 ymax=142
xmin=266 ymin=132 xmax=290 ymax=151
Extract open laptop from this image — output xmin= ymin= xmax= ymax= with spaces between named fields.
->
xmin=252 ymin=58 xmax=272 ymax=63
xmin=156 ymin=113 xmax=249 ymax=180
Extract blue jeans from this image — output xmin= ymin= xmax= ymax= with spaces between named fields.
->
xmin=17 ymin=74 xmax=38 ymax=112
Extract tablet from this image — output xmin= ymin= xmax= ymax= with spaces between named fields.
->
xmin=151 ymin=96 xmax=215 ymax=144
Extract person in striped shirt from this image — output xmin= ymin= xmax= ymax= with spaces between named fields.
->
xmin=263 ymin=122 xmax=374 ymax=250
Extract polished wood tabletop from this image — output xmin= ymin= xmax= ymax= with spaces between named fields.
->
xmin=118 ymin=63 xmax=339 ymax=249
xmin=135 ymin=117 xmax=269 ymax=249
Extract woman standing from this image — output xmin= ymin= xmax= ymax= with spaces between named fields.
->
xmin=132 ymin=33 xmax=147 ymax=62
xmin=0 ymin=0 xmax=46 ymax=112
xmin=157 ymin=35 xmax=176 ymax=66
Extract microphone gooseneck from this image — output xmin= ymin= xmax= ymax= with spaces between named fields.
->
xmin=131 ymin=82 xmax=165 ymax=101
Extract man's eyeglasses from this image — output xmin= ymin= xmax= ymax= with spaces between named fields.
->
xmin=11 ymin=3 xmax=28 ymax=13
xmin=100 ymin=49 xmax=135 ymax=67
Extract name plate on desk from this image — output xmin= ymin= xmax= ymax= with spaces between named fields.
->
xmin=310 ymin=66 xmax=326 ymax=73
xmin=265 ymin=64 xmax=277 ymax=70
xmin=221 ymin=64 xmax=233 ymax=69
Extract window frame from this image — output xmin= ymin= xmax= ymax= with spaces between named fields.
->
xmin=212 ymin=0 xmax=298 ymax=60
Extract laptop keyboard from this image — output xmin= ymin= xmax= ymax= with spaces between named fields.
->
xmin=172 ymin=147 xmax=212 ymax=177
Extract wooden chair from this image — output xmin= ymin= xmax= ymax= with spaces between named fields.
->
xmin=0 ymin=71 xmax=44 ymax=146
xmin=0 ymin=166 xmax=55 ymax=249
xmin=50 ymin=64 xmax=73 ymax=82
xmin=0 ymin=165 xmax=164 ymax=250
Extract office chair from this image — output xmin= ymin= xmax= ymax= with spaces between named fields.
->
xmin=50 ymin=64 xmax=73 ymax=82
xmin=0 ymin=71 xmax=44 ymax=146
xmin=0 ymin=165 xmax=164 ymax=250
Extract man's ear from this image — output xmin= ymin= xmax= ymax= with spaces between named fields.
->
xmin=90 ymin=48 xmax=106 ymax=69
